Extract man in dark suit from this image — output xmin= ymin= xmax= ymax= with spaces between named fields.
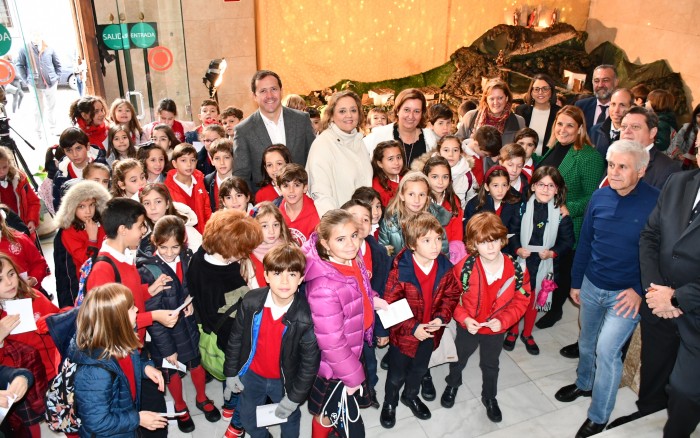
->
xmin=233 ymin=70 xmax=316 ymax=192
xmin=621 ymin=107 xmax=681 ymax=190
xmin=575 ymin=65 xmax=618 ymax=137
xmin=607 ymin=155 xmax=699 ymax=434
xmin=591 ymin=88 xmax=633 ymax=159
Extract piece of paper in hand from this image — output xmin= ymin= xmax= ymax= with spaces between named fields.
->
xmin=257 ymin=403 xmax=288 ymax=427
xmin=0 ymin=384 xmax=17 ymax=424
xmin=173 ymin=295 xmax=193 ymax=314
xmin=162 ymin=359 xmax=187 ymax=373
xmin=376 ymin=298 xmax=414 ymax=329
xmin=4 ymin=298 xmax=37 ymax=334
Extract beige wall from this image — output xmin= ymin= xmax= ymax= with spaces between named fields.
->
xmin=256 ymin=0 xmax=591 ymax=95
xmin=586 ymin=0 xmax=700 ymax=110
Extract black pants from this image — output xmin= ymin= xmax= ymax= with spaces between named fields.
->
xmin=383 ymin=339 xmax=433 ymax=407
xmin=637 ymin=306 xmax=680 ymax=414
xmin=547 ymin=250 xmax=574 ymax=317
xmin=139 ymin=349 xmax=168 ymax=438
xmin=664 ymin=384 xmax=700 ymax=437
xmin=445 ymin=325 xmax=505 ymax=400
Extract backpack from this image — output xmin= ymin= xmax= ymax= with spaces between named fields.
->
xmin=45 ymin=357 xmax=80 ymax=432
xmin=75 ymin=255 xmax=121 ymax=306
xmin=459 ymin=254 xmax=529 ymax=300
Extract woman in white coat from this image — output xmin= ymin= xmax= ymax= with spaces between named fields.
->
xmin=306 ymin=90 xmax=373 ymax=216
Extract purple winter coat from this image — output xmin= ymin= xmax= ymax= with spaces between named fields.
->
xmin=302 ymin=232 xmax=377 ymax=388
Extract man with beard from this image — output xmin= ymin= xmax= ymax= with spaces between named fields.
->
xmin=576 ymin=65 xmax=619 ymax=137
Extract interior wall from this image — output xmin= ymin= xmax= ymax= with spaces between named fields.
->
xmin=586 ymin=0 xmax=699 ymax=110
xmin=255 ymin=0 xmax=591 ymax=95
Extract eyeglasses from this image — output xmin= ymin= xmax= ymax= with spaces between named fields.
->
xmin=535 ymin=182 xmax=556 ymax=190
xmin=532 ymin=86 xmax=551 ymax=94
xmin=620 ymin=123 xmax=645 ymax=132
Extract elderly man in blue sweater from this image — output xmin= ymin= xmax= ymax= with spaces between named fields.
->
xmin=553 ymin=139 xmax=660 ymax=438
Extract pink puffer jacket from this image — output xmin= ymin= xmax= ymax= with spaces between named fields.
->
xmin=302 ymin=232 xmax=377 ymax=388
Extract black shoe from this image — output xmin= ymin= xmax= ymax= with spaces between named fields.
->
xmin=196 ymin=398 xmax=221 ymax=422
xmin=369 ymin=390 xmax=380 ymax=409
xmin=400 ymin=394 xmax=431 ymax=420
xmin=520 ymin=335 xmax=540 ymax=355
xmin=560 ymin=342 xmax=580 ymax=359
xmin=440 ymin=386 xmax=458 ymax=408
xmin=607 ymin=411 xmax=645 ymax=429
xmin=555 ymin=383 xmax=592 ymax=402
xmin=421 ymin=375 xmax=436 ymax=401
xmin=575 ymin=418 xmax=607 ymax=437
xmin=380 ymin=404 xmax=396 ymax=428
xmin=176 ymin=411 xmax=195 ymax=433
xmin=503 ymin=332 xmax=517 ymax=351
xmin=380 ymin=354 xmax=389 ymax=370
xmin=481 ymin=397 xmax=502 ymax=422
xmin=535 ymin=310 xmax=562 ymax=329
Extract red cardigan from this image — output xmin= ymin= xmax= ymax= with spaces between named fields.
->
xmin=7 ymin=172 xmax=41 ymax=227
xmin=442 ymin=196 xmax=464 ymax=243
xmin=256 ymin=184 xmax=280 ymax=204
xmin=372 ymin=176 xmax=399 ymax=207
xmin=452 ymin=255 xmax=530 ymax=335
xmin=0 ymin=232 xmax=50 ymax=286
xmin=61 ymin=226 xmax=106 ymax=279
xmin=165 ymin=169 xmax=212 ymax=234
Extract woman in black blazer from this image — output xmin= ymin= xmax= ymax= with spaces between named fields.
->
xmin=515 ymin=73 xmax=560 ymax=156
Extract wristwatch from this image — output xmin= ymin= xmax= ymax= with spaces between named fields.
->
xmin=671 ymin=292 xmax=681 ymax=309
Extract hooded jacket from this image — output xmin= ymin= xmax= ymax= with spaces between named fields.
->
xmin=302 ymin=232 xmax=377 ymax=388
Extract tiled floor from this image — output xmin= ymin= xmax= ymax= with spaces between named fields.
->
xmin=36 ymin=237 xmax=696 ymax=437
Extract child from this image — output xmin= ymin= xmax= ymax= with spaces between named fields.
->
xmin=52 ymin=127 xmax=108 ymax=211
xmin=372 ymin=140 xmax=407 ymax=207
xmin=82 ymin=162 xmax=111 ymax=189
xmin=0 ymin=206 xmax=49 ymax=290
xmin=514 ymin=127 xmax=539 ymax=180
xmin=69 ymin=95 xmax=109 ymax=149
xmin=506 ymin=166 xmax=574 ymax=354
xmin=256 ymin=144 xmax=291 ymax=203
xmin=464 ymin=125 xmax=502 ymax=185
xmin=137 ymin=143 xmax=168 ymax=183
xmin=342 ymin=199 xmax=393 ymax=408
xmin=421 ymin=156 xmax=466 ymax=261
xmin=70 ymin=283 xmax=169 ymax=437
xmin=219 ymin=177 xmax=254 ymax=214
xmin=498 ymin=143 xmax=529 ymax=196
xmin=427 ymin=103 xmax=454 ymax=139
xmin=204 ymin=138 xmax=234 ymax=210
xmin=437 ymin=134 xmax=477 ymax=209
xmin=246 ymin=201 xmax=293 ymax=289
xmin=185 ymin=99 xmax=220 ymax=145
xmin=0 ymin=146 xmax=41 ymax=235
xmin=197 ymin=124 xmax=226 ymax=176
xmin=106 ymin=124 xmax=137 ymax=167
xmin=144 ymin=98 xmax=186 ymax=142
xmin=379 ymin=171 xmax=451 ymax=254
xmin=138 ymin=215 xmax=221 ymax=431
xmin=306 ymin=107 xmax=321 ymax=135
xmin=380 ymin=213 xmax=461 ymax=428
xmin=224 ymin=244 xmax=320 ymax=438
xmin=302 ymin=209 xmax=384 ymax=438
xmin=283 ymin=94 xmax=307 ymax=111
xmin=151 ymin=123 xmax=181 ymax=156
xmin=165 ymin=143 xmax=212 ymax=234
xmin=220 ymin=106 xmax=244 ymax=139
xmin=465 ymin=166 xmax=523 ymax=256
xmin=366 ymin=107 xmax=389 ymax=132
xmin=109 ymin=98 xmax=147 ymax=144
xmin=139 ymin=183 xmax=202 ymax=254
xmin=351 ymin=186 xmax=383 ymax=239
xmin=276 ymin=163 xmax=320 ymax=246
xmin=188 ymin=209 xmax=262 ymax=435
xmin=54 ymin=180 xmax=110 ymax=285
xmin=110 ymin=158 xmax=147 ymax=199
xmin=441 ymin=212 xmax=530 ymax=423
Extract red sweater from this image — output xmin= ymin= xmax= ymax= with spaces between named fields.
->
xmin=471 ymin=156 xmax=485 ymax=186
xmin=249 ymin=307 xmax=285 ymax=379
xmin=165 ymin=169 xmax=212 ymax=234
xmin=61 ymin=226 xmax=106 ymax=278
xmin=256 ymin=184 xmax=280 ymax=203
xmin=86 ymin=252 xmax=154 ymax=343
xmin=414 ymin=258 xmax=437 ymax=324
xmin=280 ymin=196 xmax=320 ymax=246
xmin=372 ymin=176 xmax=399 ymax=207
xmin=3 ymin=173 xmax=40 ymax=227
xmin=251 ymin=255 xmax=267 ymax=287
xmin=0 ymin=232 xmax=50 ymax=286
xmin=5 ymin=292 xmax=60 ymax=380
xmin=442 ymin=196 xmax=464 ymax=243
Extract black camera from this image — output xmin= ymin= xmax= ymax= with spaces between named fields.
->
xmin=0 ymin=117 xmax=9 ymax=138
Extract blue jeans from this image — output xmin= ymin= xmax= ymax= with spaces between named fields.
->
xmin=575 ymin=276 xmax=640 ymax=424
xmin=222 ymin=381 xmax=243 ymax=429
xmin=239 ymin=370 xmax=301 ymax=438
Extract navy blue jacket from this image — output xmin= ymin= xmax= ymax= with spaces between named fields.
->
xmin=575 ymin=96 xmax=599 ymax=137
xmin=465 ymin=195 xmax=524 ymax=256
xmin=204 ymin=171 xmax=218 ymax=211
xmin=590 ymin=117 xmax=614 ymax=159
xmin=366 ymin=235 xmax=392 ymax=337
xmin=197 ymin=146 xmax=215 ymax=176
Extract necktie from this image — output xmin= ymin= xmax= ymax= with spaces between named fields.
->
xmin=689 ymin=203 xmax=700 ymax=226
xmin=596 ymin=105 xmax=609 ymax=126
xmin=611 ymin=129 xmax=620 ymax=142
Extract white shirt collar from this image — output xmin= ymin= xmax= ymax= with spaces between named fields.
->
xmin=265 ymin=290 xmax=294 ymax=320
xmin=100 ymin=241 xmax=134 ymax=265
xmin=173 ymin=175 xmax=196 ymax=196
xmin=645 ymin=143 xmax=654 ymax=151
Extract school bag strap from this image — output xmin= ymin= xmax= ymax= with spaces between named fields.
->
xmin=75 ymin=255 xmax=122 ymax=306
xmin=459 ymin=253 xmax=528 ymax=304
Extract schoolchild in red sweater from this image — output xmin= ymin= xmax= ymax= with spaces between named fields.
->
xmin=255 ymin=144 xmax=291 ymax=203
xmin=371 ymin=140 xmax=407 ymax=207
xmin=276 ymin=164 xmax=319 ymax=246
xmin=0 ymin=207 xmax=49 ymax=289
xmin=0 ymin=147 xmax=41 ymax=236
xmin=204 ymin=138 xmax=234 ymax=210
xmin=441 ymin=212 xmax=530 ymax=423
xmin=515 ymin=128 xmax=539 ymax=182
xmin=462 ymin=125 xmax=503 ymax=186
xmin=380 ymin=213 xmax=461 ymax=428
xmin=246 ymin=202 xmax=294 ymax=290
xmin=165 ymin=143 xmax=212 ymax=234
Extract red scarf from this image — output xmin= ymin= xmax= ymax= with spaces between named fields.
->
xmin=77 ymin=118 xmax=108 ymax=149
xmin=474 ymin=108 xmax=510 ymax=134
